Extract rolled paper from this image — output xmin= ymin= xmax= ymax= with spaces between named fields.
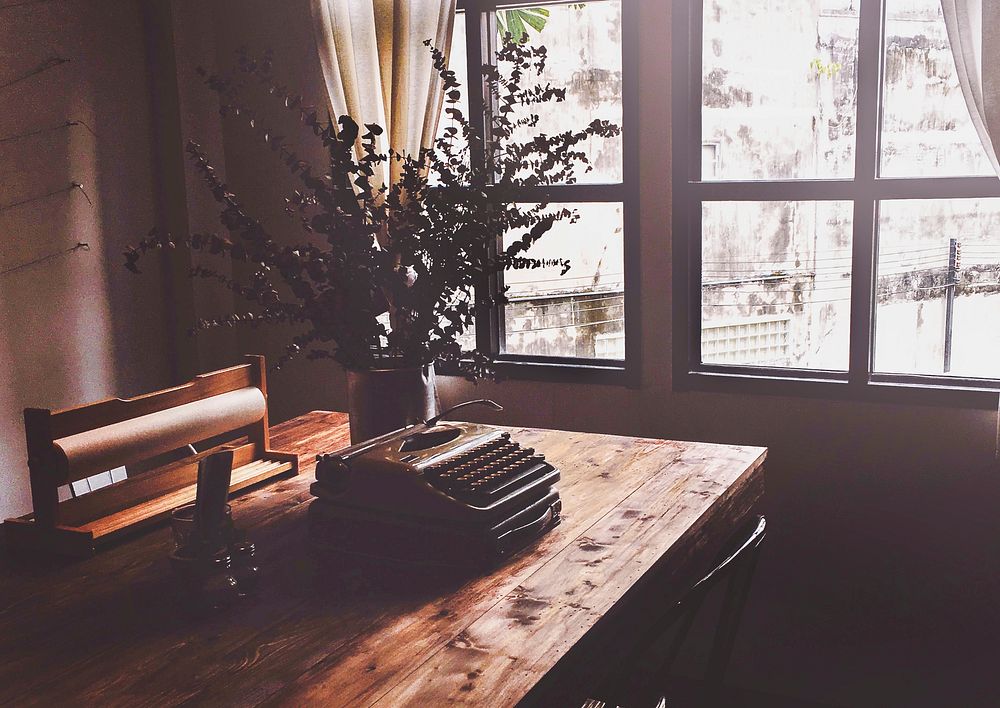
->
xmin=53 ymin=388 xmax=266 ymax=484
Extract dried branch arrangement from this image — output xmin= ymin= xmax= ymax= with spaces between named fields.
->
xmin=125 ymin=38 xmax=619 ymax=377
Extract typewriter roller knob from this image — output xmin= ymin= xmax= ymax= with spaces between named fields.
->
xmin=315 ymin=453 xmax=352 ymax=493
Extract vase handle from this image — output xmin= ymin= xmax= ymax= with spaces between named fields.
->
xmin=425 ymin=399 xmax=503 ymax=427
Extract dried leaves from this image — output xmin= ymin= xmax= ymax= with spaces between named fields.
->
xmin=125 ymin=40 xmax=620 ymax=377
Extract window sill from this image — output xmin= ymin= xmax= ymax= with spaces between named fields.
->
xmin=675 ymin=368 xmax=1000 ymax=410
xmin=439 ymin=356 xmax=633 ymax=386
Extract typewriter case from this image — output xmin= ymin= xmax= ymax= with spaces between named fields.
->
xmin=308 ymin=421 xmax=562 ymax=567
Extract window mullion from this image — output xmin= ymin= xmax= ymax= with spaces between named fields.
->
xmin=692 ymin=180 xmax=858 ymax=202
xmin=847 ymin=0 xmax=886 ymax=388
xmin=688 ymin=0 xmax=704 ymax=372
xmin=872 ymin=176 xmax=1000 ymax=200
xmin=466 ymin=6 xmax=502 ymax=357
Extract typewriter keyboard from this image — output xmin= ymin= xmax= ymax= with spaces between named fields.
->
xmin=425 ymin=432 xmax=555 ymax=506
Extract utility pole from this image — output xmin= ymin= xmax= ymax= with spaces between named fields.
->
xmin=944 ymin=238 xmax=961 ymax=373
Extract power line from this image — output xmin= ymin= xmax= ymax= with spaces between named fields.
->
xmin=957 ymin=281 xmax=1000 ymax=289
xmin=701 ymin=258 xmax=944 ymax=273
xmin=0 ymin=0 xmax=67 ymax=9
xmin=876 ymin=245 xmax=953 ymax=255
xmin=506 ymin=287 xmax=625 ymax=303
xmin=703 ymin=247 xmax=1000 ymax=269
xmin=702 ymin=256 xmax=949 ymax=277
xmin=703 ymin=245 xmax=947 ymax=260
xmin=703 ymin=283 xmax=854 ymax=294
xmin=699 ymin=282 xmax=982 ymax=306
xmin=508 ymin=292 xmax=624 ymax=306
xmin=727 ymin=251 xmax=949 ymax=266
xmin=511 ymin=284 xmax=623 ymax=296
xmin=509 ymin=302 xmax=625 ymax=321
xmin=509 ymin=298 xmax=623 ymax=314
xmin=702 ymin=246 xmax=952 ymax=266
xmin=701 ymin=248 xmax=948 ymax=265
xmin=702 ymin=298 xmax=850 ymax=307
xmin=509 ymin=284 xmax=624 ymax=298
xmin=702 ymin=256 xmax=852 ymax=265
xmin=702 ymin=249 xmax=855 ymax=262
xmin=508 ymin=271 xmax=623 ymax=285
xmin=0 ymin=119 xmax=97 ymax=146
xmin=704 ymin=275 xmax=991 ymax=295
xmin=509 ymin=317 xmax=624 ymax=334
xmin=702 ymin=257 xmax=943 ymax=273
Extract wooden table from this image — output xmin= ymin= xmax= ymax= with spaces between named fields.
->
xmin=0 ymin=411 xmax=766 ymax=707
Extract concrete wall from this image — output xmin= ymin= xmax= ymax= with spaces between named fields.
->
xmin=201 ymin=0 xmax=349 ymax=425
xmin=701 ymin=1 xmax=1000 ymax=378
xmin=0 ymin=0 xmax=174 ymax=519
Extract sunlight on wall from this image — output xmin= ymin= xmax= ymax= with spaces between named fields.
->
xmin=0 ymin=0 xmax=170 ymax=519
xmin=65 ymin=119 xmax=116 ymax=404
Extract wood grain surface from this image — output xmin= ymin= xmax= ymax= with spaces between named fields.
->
xmin=0 ymin=411 xmax=765 ymax=707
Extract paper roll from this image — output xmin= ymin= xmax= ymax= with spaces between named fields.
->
xmin=53 ymin=387 xmax=266 ymax=483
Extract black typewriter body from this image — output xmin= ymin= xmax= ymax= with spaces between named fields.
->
xmin=309 ymin=420 xmax=562 ymax=567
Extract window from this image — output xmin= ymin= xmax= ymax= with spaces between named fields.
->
xmin=452 ymin=0 xmax=636 ymax=380
xmin=674 ymin=0 xmax=1000 ymax=403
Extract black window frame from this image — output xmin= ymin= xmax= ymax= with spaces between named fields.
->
xmin=672 ymin=0 xmax=1000 ymax=409
xmin=449 ymin=0 xmax=640 ymax=386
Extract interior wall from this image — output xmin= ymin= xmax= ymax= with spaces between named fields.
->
xmin=206 ymin=0 xmax=349 ymax=423
xmin=0 ymin=0 xmax=174 ymax=519
xmin=151 ymin=0 xmax=242 ymax=377
xmin=193 ymin=0 xmax=1000 ymax=705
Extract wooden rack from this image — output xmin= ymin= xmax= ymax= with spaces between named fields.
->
xmin=3 ymin=355 xmax=298 ymax=556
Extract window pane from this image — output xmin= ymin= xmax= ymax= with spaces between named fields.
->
xmin=432 ymin=11 xmax=468 ymax=182
xmin=880 ymin=0 xmax=993 ymax=177
xmin=874 ymin=199 xmax=1000 ymax=378
xmin=503 ymin=202 xmax=624 ymax=359
xmin=702 ymin=1 xmax=859 ymax=180
xmin=446 ymin=290 xmax=477 ymax=353
xmin=702 ymin=201 xmax=854 ymax=370
xmin=456 ymin=329 xmax=476 ymax=352
xmin=501 ymin=1 xmax=623 ymax=185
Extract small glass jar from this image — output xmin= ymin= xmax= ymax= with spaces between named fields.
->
xmin=170 ymin=502 xmax=233 ymax=549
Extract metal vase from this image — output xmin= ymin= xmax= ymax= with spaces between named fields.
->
xmin=345 ymin=364 xmax=439 ymax=444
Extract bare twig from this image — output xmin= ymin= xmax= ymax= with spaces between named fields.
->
xmin=0 ymin=181 xmax=92 ymax=213
xmin=0 ymin=241 xmax=89 ymax=277
xmin=0 ymin=119 xmax=98 ymax=145
xmin=0 ymin=0 xmax=66 ymax=9
xmin=0 ymin=56 xmax=70 ymax=91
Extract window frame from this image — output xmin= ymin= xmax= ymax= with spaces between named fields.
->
xmin=672 ymin=0 xmax=1000 ymax=409
xmin=450 ymin=0 xmax=640 ymax=386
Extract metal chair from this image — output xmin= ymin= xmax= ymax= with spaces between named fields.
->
xmin=584 ymin=515 xmax=767 ymax=708
xmin=581 ymin=699 xmax=667 ymax=708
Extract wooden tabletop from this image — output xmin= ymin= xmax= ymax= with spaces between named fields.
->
xmin=0 ymin=411 xmax=766 ymax=707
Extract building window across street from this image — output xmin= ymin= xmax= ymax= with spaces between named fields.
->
xmin=674 ymin=0 xmax=1000 ymax=403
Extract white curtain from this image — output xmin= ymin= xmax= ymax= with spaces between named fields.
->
xmin=310 ymin=0 xmax=457 ymax=189
xmin=941 ymin=0 xmax=1000 ymax=175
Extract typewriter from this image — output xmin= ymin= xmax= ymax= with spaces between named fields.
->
xmin=309 ymin=400 xmax=562 ymax=567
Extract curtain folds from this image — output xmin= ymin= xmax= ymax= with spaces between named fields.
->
xmin=310 ymin=0 xmax=457 ymax=188
xmin=940 ymin=0 xmax=1000 ymax=175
